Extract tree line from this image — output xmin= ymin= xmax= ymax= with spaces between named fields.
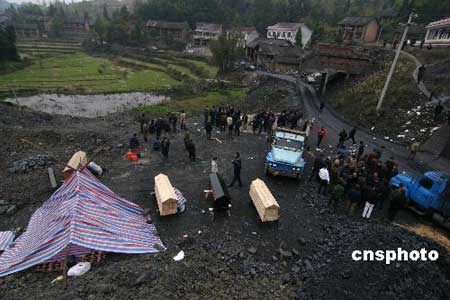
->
xmin=0 ymin=25 xmax=19 ymax=62
xmin=135 ymin=0 xmax=450 ymax=31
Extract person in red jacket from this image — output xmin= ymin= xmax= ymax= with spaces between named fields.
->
xmin=317 ymin=127 xmax=327 ymax=147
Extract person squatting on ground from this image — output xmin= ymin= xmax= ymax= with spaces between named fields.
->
xmin=129 ymin=133 xmax=140 ymax=157
xmin=229 ymin=152 xmax=242 ymax=187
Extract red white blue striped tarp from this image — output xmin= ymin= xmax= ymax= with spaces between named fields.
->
xmin=0 ymin=169 xmax=165 ymax=277
xmin=0 ymin=231 xmax=15 ymax=251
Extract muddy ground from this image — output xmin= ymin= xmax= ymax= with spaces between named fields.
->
xmin=0 ymin=82 xmax=449 ymax=300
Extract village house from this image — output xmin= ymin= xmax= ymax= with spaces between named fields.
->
xmin=266 ymin=22 xmax=312 ymax=47
xmin=193 ymin=22 xmax=223 ymax=46
xmin=425 ymin=17 xmax=450 ymax=47
xmin=62 ymin=16 xmax=90 ymax=34
xmin=10 ymin=14 xmax=52 ymax=37
xmin=146 ymin=20 xmax=190 ymax=41
xmin=14 ymin=23 xmax=40 ymax=38
xmin=339 ymin=17 xmax=380 ymax=44
xmin=227 ymin=27 xmax=259 ymax=48
xmin=246 ymin=38 xmax=312 ymax=71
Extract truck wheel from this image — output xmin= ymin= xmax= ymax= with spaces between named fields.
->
xmin=424 ymin=208 xmax=435 ymax=219
xmin=265 ymin=165 xmax=270 ymax=176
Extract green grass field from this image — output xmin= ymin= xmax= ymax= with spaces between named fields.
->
xmin=1 ymin=42 xmax=220 ymax=96
xmin=0 ymin=52 xmax=182 ymax=94
xmin=138 ymin=88 xmax=247 ymax=117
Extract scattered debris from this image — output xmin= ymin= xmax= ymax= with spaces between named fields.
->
xmin=8 ymin=155 xmax=53 ymax=173
xmin=67 ymin=262 xmax=91 ymax=277
xmin=173 ymin=250 xmax=185 ymax=261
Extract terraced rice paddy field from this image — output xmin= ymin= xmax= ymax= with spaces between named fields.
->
xmin=1 ymin=40 xmax=218 ymax=96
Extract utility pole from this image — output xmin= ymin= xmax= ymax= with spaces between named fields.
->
xmin=376 ymin=12 xmax=415 ymax=113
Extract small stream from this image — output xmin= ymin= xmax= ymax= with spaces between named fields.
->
xmin=5 ymin=93 xmax=170 ymax=118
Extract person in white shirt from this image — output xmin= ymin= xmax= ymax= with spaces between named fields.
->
xmin=318 ymin=166 xmax=330 ymax=195
xmin=211 ymin=157 xmax=219 ymax=173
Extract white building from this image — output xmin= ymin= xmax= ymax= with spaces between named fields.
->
xmin=425 ymin=17 xmax=450 ymax=47
xmin=193 ymin=23 xmax=223 ymax=46
xmin=266 ymin=23 xmax=312 ymax=48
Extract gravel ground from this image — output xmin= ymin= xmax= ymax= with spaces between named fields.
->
xmin=0 ymin=83 xmax=449 ymax=300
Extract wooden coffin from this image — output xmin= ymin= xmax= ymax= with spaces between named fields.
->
xmin=249 ymin=179 xmax=279 ymax=222
xmin=63 ymin=151 xmax=87 ymax=180
xmin=154 ymin=173 xmax=178 ymax=216
xmin=209 ymin=173 xmax=230 ymax=211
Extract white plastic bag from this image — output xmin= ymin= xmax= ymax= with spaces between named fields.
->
xmin=173 ymin=250 xmax=185 ymax=261
xmin=67 ymin=262 xmax=91 ymax=277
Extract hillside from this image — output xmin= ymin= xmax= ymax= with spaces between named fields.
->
xmin=327 ymin=56 xmax=436 ymax=145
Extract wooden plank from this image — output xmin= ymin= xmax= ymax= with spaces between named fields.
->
xmin=48 ymin=167 xmax=57 ymax=188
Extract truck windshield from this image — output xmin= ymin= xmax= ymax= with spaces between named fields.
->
xmin=274 ymin=138 xmax=303 ymax=151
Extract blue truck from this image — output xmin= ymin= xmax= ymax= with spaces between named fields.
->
xmin=265 ymin=128 xmax=306 ymax=180
xmin=390 ymin=171 xmax=450 ymax=230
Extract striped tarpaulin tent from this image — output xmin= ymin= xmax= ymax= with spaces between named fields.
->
xmin=0 ymin=231 xmax=15 ymax=251
xmin=0 ymin=169 xmax=165 ymax=277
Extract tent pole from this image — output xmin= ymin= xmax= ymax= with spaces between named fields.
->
xmin=62 ymin=254 xmax=69 ymax=289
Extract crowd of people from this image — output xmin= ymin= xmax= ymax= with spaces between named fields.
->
xmin=130 ymin=107 xmax=411 ymax=220
xmin=311 ymin=132 xmax=406 ymax=221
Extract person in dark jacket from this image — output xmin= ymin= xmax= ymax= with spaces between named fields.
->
xmin=346 ymin=184 xmax=361 ymax=215
xmin=129 ymin=133 xmax=140 ymax=152
xmin=357 ymin=141 xmax=365 ymax=159
xmin=148 ymin=120 xmax=155 ymax=135
xmin=362 ymin=186 xmax=377 ymax=218
xmin=388 ymin=184 xmax=406 ymax=221
xmin=186 ymin=140 xmax=196 ymax=162
xmin=204 ymin=107 xmax=209 ymax=125
xmin=337 ymin=129 xmax=348 ymax=148
xmin=309 ymin=154 xmax=325 ymax=181
xmin=139 ymin=113 xmax=147 ymax=134
xmin=205 ymin=122 xmax=213 ymax=140
xmin=153 ymin=137 xmax=161 ymax=151
xmin=161 ymin=137 xmax=170 ymax=159
xmin=234 ymin=117 xmax=242 ymax=136
xmin=228 ymin=152 xmax=242 ymax=187
xmin=347 ymin=126 xmax=357 ymax=145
